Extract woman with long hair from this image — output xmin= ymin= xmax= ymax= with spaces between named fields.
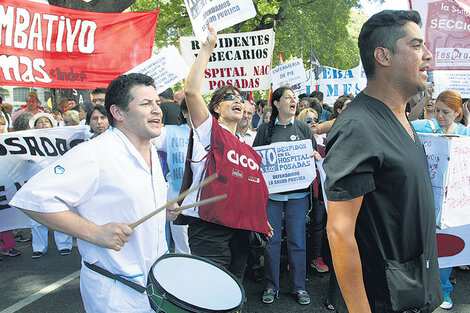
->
xmin=253 ymin=87 xmax=318 ymax=305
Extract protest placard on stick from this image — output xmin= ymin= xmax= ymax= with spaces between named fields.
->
xmin=126 ymin=46 xmax=190 ymax=93
xmin=184 ymin=0 xmax=257 ymax=42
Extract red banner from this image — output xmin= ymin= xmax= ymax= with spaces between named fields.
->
xmin=411 ymin=0 xmax=470 ymax=70
xmin=0 ymin=0 xmax=158 ymax=89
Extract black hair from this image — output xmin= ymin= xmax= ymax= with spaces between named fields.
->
xmin=309 ymin=90 xmax=324 ymax=102
xmin=330 ymin=95 xmax=350 ymax=119
xmin=309 ymin=98 xmax=323 ymax=118
xmin=86 ymin=105 xmax=108 ymax=131
xmin=207 ymin=85 xmax=242 ymax=119
xmin=298 ymin=93 xmax=308 ymax=100
xmin=13 ymin=113 xmax=33 ymax=131
xmin=265 ymin=87 xmax=291 ymax=145
xmin=256 ymin=99 xmax=267 ymax=109
xmin=92 ymin=88 xmax=107 ymax=95
xmin=178 ymin=98 xmax=189 ymax=125
xmin=159 ymin=88 xmax=174 ymax=101
xmin=359 ymin=10 xmax=421 ymax=79
xmin=105 ymin=73 xmax=155 ymax=127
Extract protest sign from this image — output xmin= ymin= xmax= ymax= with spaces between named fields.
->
xmin=304 ymin=64 xmax=367 ymax=105
xmin=269 ymin=58 xmax=307 ymax=91
xmin=0 ymin=126 xmax=91 ymax=232
xmin=184 ymin=0 xmax=256 ymax=42
xmin=433 ymin=70 xmax=470 ymax=98
xmin=253 ymin=139 xmax=316 ymax=194
xmin=180 ymin=29 xmax=275 ymax=93
xmin=411 ymin=0 xmax=470 ymax=70
xmin=0 ymin=0 xmax=158 ymax=89
xmin=437 ymin=225 xmax=470 ymax=268
xmin=126 ymin=46 xmax=190 ymax=94
xmin=418 ymin=133 xmax=470 ymax=229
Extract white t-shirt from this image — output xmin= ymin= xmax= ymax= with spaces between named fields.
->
xmin=10 ymin=127 xmax=168 ymax=312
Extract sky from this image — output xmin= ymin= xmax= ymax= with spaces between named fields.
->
xmin=360 ymin=0 xmax=411 ymax=16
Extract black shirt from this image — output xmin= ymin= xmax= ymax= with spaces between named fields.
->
xmin=323 ymin=92 xmax=442 ymax=312
xmin=160 ymin=101 xmax=181 ymax=125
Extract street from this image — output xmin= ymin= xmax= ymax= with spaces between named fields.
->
xmin=1 ymin=233 xmax=470 ymax=313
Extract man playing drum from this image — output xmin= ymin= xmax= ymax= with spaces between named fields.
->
xmin=10 ymin=73 xmax=179 ymax=313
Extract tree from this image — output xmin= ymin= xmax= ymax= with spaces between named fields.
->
xmin=130 ymin=0 xmax=380 ymax=70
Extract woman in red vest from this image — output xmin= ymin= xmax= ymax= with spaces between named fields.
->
xmin=181 ymin=25 xmax=272 ymax=281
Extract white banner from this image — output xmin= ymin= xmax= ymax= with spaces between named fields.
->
xmin=433 ymin=70 xmax=470 ymax=98
xmin=184 ymin=0 xmax=257 ymax=42
xmin=418 ymin=133 xmax=470 ymax=229
xmin=0 ymin=126 xmax=91 ymax=232
xmin=437 ymin=225 xmax=470 ymax=268
xmin=126 ymin=46 xmax=190 ymax=94
xmin=304 ymin=64 xmax=367 ymax=105
xmin=180 ymin=29 xmax=275 ymax=93
xmin=269 ymin=58 xmax=307 ymax=91
xmin=253 ymin=139 xmax=316 ymax=194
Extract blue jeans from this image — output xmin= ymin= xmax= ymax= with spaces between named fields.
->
xmin=440 ymin=267 xmax=453 ymax=296
xmin=264 ymin=196 xmax=308 ymax=292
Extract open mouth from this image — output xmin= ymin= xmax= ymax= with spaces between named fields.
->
xmin=232 ymin=105 xmax=242 ymax=113
xmin=148 ymin=118 xmax=161 ymax=127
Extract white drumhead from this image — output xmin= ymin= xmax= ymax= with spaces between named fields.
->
xmin=152 ymin=255 xmax=242 ymax=310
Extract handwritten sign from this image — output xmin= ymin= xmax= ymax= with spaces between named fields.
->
xmin=184 ymin=0 xmax=256 ymax=42
xmin=418 ymin=133 xmax=470 ymax=228
xmin=269 ymin=58 xmax=307 ymax=91
xmin=253 ymin=139 xmax=316 ymax=194
xmin=126 ymin=46 xmax=189 ymax=94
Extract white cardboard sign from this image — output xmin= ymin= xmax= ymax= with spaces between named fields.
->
xmin=269 ymin=58 xmax=307 ymax=91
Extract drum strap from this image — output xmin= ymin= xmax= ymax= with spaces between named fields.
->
xmin=84 ymin=261 xmax=146 ymax=293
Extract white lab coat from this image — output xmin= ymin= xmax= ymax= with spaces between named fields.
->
xmin=11 ymin=127 xmax=168 ymax=313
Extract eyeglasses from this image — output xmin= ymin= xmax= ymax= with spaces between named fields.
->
xmin=306 ymin=117 xmax=318 ymax=124
xmin=223 ymin=93 xmax=245 ymax=102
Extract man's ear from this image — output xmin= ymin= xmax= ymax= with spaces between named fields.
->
xmin=109 ymin=104 xmax=124 ymax=123
xmin=374 ymin=47 xmax=391 ymax=67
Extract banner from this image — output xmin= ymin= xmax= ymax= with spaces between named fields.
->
xmin=304 ymin=64 xmax=367 ymax=104
xmin=126 ymin=46 xmax=190 ymax=94
xmin=253 ymin=139 xmax=316 ymax=194
xmin=433 ymin=70 xmax=470 ymax=97
xmin=418 ymin=133 xmax=470 ymax=229
xmin=269 ymin=58 xmax=307 ymax=91
xmin=184 ymin=0 xmax=256 ymax=42
xmin=0 ymin=0 xmax=158 ymax=89
xmin=0 ymin=126 xmax=91 ymax=232
xmin=180 ymin=29 xmax=275 ymax=93
xmin=411 ymin=0 xmax=470 ymax=70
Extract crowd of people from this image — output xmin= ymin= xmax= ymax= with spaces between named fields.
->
xmin=2 ymin=9 xmax=470 ymax=313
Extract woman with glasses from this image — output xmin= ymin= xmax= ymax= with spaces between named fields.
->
xmin=181 ymin=25 xmax=271 ymax=281
xmin=253 ymin=87 xmax=318 ymax=305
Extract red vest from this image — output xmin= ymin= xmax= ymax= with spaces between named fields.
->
xmin=181 ymin=117 xmax=269 ymax=234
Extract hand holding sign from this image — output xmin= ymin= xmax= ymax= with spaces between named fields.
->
xmin=184 ymin=0 xmax=257 ymax=42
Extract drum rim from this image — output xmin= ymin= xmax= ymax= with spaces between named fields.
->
xmin=148 ymin=253 xmax=245 ymax=313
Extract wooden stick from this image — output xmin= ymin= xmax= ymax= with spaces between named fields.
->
xmin=129 ymin=173 xmax=218 ymax=229
xmin=174 ymin=194 xmax=227 ymax=213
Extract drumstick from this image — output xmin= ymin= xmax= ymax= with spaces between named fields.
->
xmin=129 ymin=173 xmax=218 ymax=229
xmin=174 ymin=194 xmax=227 ymax=213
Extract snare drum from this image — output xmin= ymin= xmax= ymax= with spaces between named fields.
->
xmin=147 ymin=254 xmax=245 ymax=313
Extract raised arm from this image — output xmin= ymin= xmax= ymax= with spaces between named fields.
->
xmin=20 ymin=209 xmax=132 ymax=251
xmin=408 ymin=83 xmax=434 ymax=121
xmin=316 ymin=119 xmax=335 ymax=134
xmin=327 ymin=196 xmax=372 ymax=313
xmin=184 ymin=25 xmax=217 ymax=128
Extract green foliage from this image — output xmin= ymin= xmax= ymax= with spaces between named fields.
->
xmin=130 ymin=0 xmax=379 ymax=72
